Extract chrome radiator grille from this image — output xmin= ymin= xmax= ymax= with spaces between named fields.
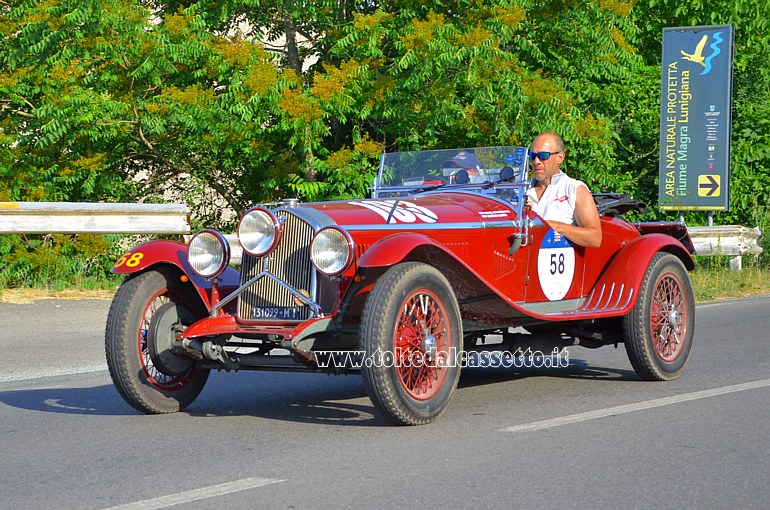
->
xmin=238 ymin=210 xmax=316 ymax=322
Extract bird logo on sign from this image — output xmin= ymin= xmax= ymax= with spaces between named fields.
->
xmin=681 ymin=35 xmax=707 ymax=67
xmin=680 ymin=32 xmax=724 ymax=76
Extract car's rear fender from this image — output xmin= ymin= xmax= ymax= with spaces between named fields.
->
xmin=611 ymin=233 xmax=695 ymax=273
xmin=112 ymin=240 xmax=240 ymax=311
xmin=583 ymin=233 xmax=694 ymax=311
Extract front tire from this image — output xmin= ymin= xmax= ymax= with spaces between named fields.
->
xmin=105 ymin=268 xmax=210 ymax=414
xmin=360 ymin=262 xmax=462 ymax=425
xmin=623 ymin=253 xmax=695 ymax=381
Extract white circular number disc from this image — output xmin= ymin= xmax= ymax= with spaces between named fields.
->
xmin=537 ymin=229 xmax=575 ymax=301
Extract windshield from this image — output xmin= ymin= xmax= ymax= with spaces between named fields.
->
xmin=372 ymin=146 xmax=530 ymax=200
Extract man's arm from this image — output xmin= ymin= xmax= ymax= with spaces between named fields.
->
xmin=545 ymin=185 xmax=602 ymax=248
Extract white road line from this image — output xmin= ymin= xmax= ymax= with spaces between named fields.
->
xmin=501 ymin=378 xmax=770 ymax=433
xmin=0 ymin=365 xmax=106 ymax=383
xmin=102 ymin=477 xmax=285 ymax=510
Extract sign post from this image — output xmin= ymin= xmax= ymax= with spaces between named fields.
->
xmin=658 ymin=25 xmax=734 ymax=212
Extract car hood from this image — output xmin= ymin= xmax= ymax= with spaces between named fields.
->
xmin=303 ymin=191 xmax=519 ymax=227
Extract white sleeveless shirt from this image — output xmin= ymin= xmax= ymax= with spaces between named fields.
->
xmin=526 ymin=172 xmax=589 ymax=225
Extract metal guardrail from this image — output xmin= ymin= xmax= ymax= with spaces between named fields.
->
xmin=1 ymin=202 xmax=763 ymax=269
xmin=0 ymin=202 xmax=191 ymax=234
xmin=688 ymin=225 xmax=763 ymax=256
xmin=688 ymin=225 xmax=763 ymax=270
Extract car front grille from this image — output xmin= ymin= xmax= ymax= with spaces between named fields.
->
xmin=237 ymin=210 xmax=316 ymax=322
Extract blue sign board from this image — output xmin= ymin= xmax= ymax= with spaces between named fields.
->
xmin=658 ymin=25 xmax=734 ymax=211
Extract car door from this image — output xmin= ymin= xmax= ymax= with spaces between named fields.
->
xmin=523 ymin=218 xmax=587 ymax=308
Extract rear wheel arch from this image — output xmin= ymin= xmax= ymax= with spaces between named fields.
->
xmin=659 ymin=244 xmax=695 ymax=271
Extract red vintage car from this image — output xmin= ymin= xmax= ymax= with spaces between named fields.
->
xmin=105 ymin=146 xmax=696 ymax=425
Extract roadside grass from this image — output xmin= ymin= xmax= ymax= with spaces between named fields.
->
xmin=690 ymin=256 xmax=770 ymax=302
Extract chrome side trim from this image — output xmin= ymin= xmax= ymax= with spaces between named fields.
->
xmin=600 ymin=283 xmax=616 ymax=309
xmin=620 ymin=287 xmax=634 ymax=309
xmin=344 ymin=220 xmax=522 ymax=232
xmin=612 ymin=284 xmax=625 ymax=309
xmin=590 ymin=285 xmax=606 ymax=310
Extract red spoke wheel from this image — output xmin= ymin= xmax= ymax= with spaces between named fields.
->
xmin=361 ymin=262 xmax=462 ymax=425
xmin=394 ymin=290 xmax=450 ymax=400
xmin=623 ymin=253 xmax=695 ymax=380
xmin=106 ymin=268 xmax=210 ymax=413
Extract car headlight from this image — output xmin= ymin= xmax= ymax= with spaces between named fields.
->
xmin=238 ymin=207 xmax=280 ymax=256
xmin=311 ymin=227 xmax=354 ymax=276
xmin=188 ymin=229 xmax=230 ymax=279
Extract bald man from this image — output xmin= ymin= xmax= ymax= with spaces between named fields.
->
xmin=525 ymin=132 xmax=602 ymax=248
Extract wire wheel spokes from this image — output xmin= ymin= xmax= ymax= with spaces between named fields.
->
xmin=650 ymin=274 xmax=687 ymax=362
xmin=138 ymin=290 xmax=194 ymax=390
xmin=394 ymin=290 xmax=450 ymax=400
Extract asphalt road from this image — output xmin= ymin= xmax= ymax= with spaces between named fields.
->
xmin=1 ymin=295 xmax=769 ymax=509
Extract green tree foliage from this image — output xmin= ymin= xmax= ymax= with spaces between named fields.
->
xmin=3 ymin=0 xmax=270 ymax=216
xmin=0 ymin=232 xmax=117 ymax=288
xmin=329 ymin=1 xmax=646 ymax=194
xmin=0 ymin=0 xmax=648 ymax=210
xmin=0 ymin=0 xmax=385 ymax=208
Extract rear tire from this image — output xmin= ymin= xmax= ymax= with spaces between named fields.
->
xmin=623 ymin=253 xmax=695 ymax=381
xmin=360 ymin=262 xmax=462 ymax=425
xmin=105 ymin=269 xmax=210 ymax=414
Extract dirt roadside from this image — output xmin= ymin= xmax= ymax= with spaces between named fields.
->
xmin=0 ymin=288 xmax=116 ymax=304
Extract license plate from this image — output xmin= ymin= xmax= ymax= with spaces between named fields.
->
xmin=250 ymin=306 xmax=304 ymax=320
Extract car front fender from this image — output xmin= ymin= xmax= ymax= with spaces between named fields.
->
xmin=112 ymin=240 xmax=240 ymax=311
xmin=357 ymin=232 xmax=460 ymax=269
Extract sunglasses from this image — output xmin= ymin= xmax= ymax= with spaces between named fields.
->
xmin=528 ymin=150 xmax=563 ymax=162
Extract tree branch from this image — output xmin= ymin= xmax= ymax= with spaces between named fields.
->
xmin=97 ymin=119 xmax=137 ymax=126
xmin=205 ymin=174 xmax=247 ymax=214
xmin=133 ymin=106 xmax=155 ymax=151
xmin=12 ymin=109 xmax=35 ymax=118
xmin=1 ymin=103 xmax=36 ymax=118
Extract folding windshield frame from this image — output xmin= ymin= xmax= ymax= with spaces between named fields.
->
xmin=370 ymin=146 xmax=531 ymax=219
